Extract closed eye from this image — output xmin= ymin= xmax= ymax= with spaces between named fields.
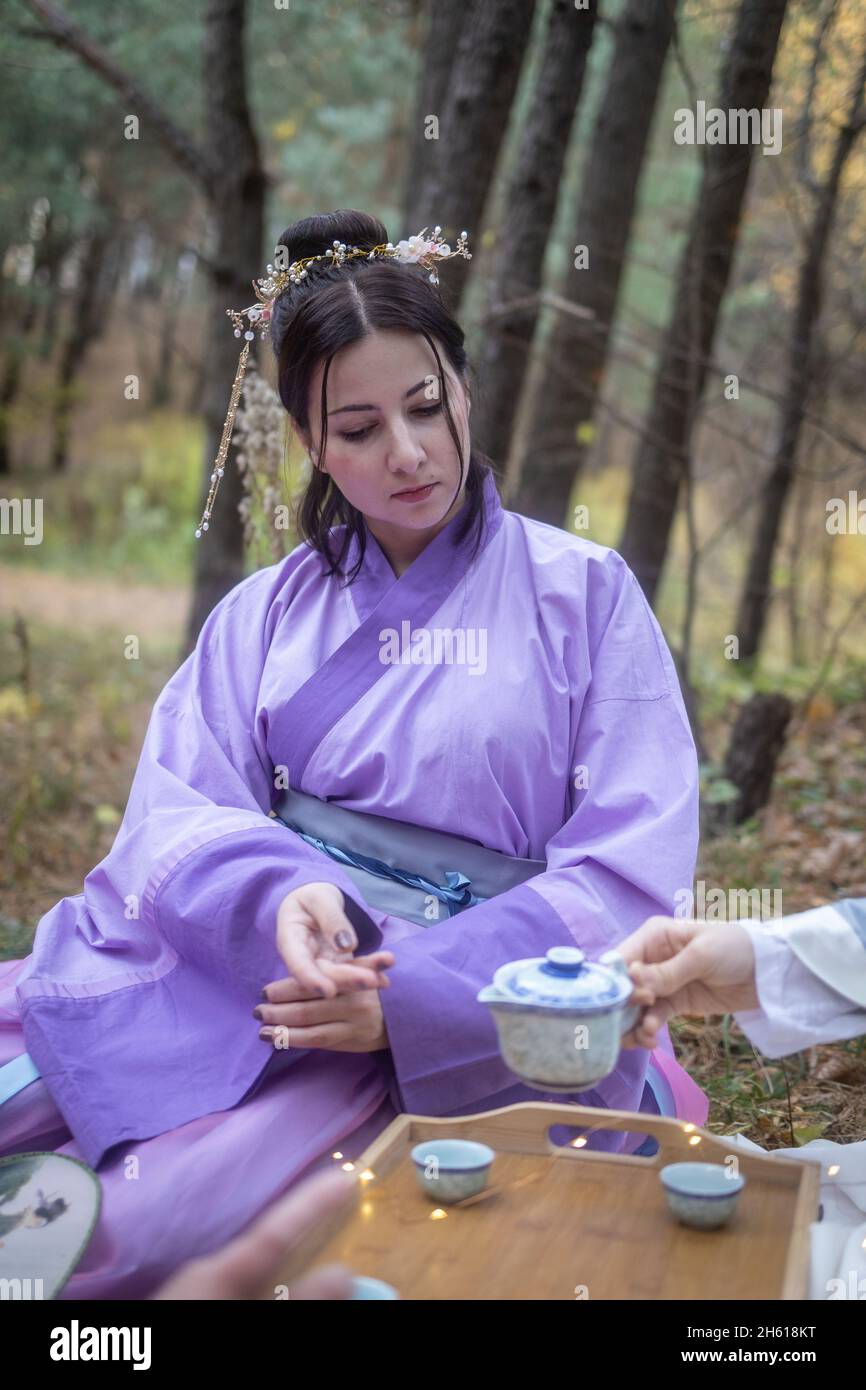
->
xmin=339 ymin=401 xmax=442 ymax=443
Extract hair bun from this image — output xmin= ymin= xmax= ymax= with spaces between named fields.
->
xmin=274 ymin=209 xmax=389 ymax=269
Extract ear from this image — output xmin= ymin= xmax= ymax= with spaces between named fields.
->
xmin=295 ymin=424 xmax=323 ymax=469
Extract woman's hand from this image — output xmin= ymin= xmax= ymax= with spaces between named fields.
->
xmin=273 ymin=882 xmax=395 ymax=998
xmin=257 ymin=972 xmax=390 ymax=1053
xmin=615 ymin=915 xmax=759 ymax=1049
xmin=259 ymin=882 xmax=394 ymax=1052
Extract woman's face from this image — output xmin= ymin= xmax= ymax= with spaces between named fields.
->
xmin=300 ymin=328 xmax=471 ymax=540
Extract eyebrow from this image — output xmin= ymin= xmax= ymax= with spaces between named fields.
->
xmin=328 ymin=379 xmax=432 ymax=416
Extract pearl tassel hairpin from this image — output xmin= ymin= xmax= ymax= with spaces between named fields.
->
xmin=194 ymin=339 xmax=250 ymax=538
xmin=194 ymin=226 xmax=471 ymax=539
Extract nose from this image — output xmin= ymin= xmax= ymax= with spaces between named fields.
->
xmin=384 ymin=413 xmax=426 ymax=475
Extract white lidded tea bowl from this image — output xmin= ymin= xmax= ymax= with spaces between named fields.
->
xmin=476 ymin=945 xmax=640 ymax=1091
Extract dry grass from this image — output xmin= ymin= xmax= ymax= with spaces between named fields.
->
xmin=685 ymin=693 xmax=866 ymax=1149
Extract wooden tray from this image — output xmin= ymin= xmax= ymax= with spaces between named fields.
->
xmin=280 ymin=1103 xmax=821 ymax=1300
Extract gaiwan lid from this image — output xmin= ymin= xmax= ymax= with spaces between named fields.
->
xmin=490 ymin=946 xmax=632 ymax=1013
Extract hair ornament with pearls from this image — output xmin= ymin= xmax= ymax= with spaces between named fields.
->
xmin=194 ymin=226 xmax=471 ymax=539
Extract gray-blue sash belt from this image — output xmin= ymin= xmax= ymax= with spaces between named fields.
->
xmin=269 ymin=786 xmax=546 ymax=930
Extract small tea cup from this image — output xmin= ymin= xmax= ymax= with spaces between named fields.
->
xmin=348 ymin=1275 xmax=401 ymax=1300
xmin=660 ymin=1161 xmax=746 ymax=1229
xmin=410 ymin=1139 xmax=495 ymax=1204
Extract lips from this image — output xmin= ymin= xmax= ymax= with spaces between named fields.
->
xmin=393 ymin=482 xmax=436 ymax=497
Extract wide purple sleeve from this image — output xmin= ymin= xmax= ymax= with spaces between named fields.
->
xmin=378 ymin=552 xmax=700 ymax=1117
xmin=95 ymin=566 xmax=381 ymax=982
xmin=17 ymin=565 xmax=382 ymax=1167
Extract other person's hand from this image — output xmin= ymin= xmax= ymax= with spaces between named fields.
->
xmin=154 ymin=1167 xmax=358 ymax=1300
xmin=615 ymin=916 xmax=759 ymax=1049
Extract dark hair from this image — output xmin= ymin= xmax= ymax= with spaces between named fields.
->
xmin=270 ymin=209 xmax=494 ymax=584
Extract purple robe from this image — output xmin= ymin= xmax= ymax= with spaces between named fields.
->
xmin=2 ymin=470 xmax=707 ymax=1293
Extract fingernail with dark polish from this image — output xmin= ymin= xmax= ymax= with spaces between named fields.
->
xmin=253 ymin=1006 xmax=264 ymax=1020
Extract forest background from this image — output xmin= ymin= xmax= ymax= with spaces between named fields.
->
xmin=1 ymin=0 xmax=865 ymax=1148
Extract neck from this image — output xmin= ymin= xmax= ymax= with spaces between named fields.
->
xmin=365 ymin=485 xmax=467 ymax=577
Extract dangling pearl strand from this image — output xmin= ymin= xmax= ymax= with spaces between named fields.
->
xmin=194 ymin=337 xmax=252 ymax=538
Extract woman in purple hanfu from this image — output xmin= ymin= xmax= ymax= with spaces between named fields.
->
xmin=0 ymin=211 xmax=708 ymax=1298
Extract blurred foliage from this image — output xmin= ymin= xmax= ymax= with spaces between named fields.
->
xmin=0 ymin=413 xmax=201 ymax=581
xmin=0 ymin=613 xmax=172 ymax=925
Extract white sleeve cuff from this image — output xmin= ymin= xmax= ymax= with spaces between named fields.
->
xmin=734 ymin=919 xmax=866 ymax=1057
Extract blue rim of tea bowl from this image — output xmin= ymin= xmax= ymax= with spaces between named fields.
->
xmin=410 ymin=1139 xmax=495 ymax=1173
xmin=660 ymin=1162 xmax=746 ymax=1198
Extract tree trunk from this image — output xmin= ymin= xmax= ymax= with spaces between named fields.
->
xmin=51 ymin=208 xmax=116 ymax=471
xmin=619 ymin=0 xmax=789 ymax=605
xmin=472 ymin=0 xmax=598 ymax=471
xmin=510 ymin=0 xmax=678 ymax=524
xmin=150 ymin=269 xmax=182 ymax=410
xmin=0 ymin=203 xmax=61 ymax=474
xmin=33 ymin=226 xmax=70 ymax=359
xmin=0 ymin=337 xmax=28 ymax=475
xmin=184 ymin=0 xmax=268 ymax=649
xmin=706 ymin=692 xmax=793 ymax=833
xmin=186 ymin=336 xmax=210 ymax=416
xmin=24 ymin=0 xmax=270 ymax=647
xmin=735 ymin=36 xmax=866 ymax=662
xmin=403 ymin=0 xmax=469 ymax=233
xmin=410 ymin=0 xmax=538 ymax=310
